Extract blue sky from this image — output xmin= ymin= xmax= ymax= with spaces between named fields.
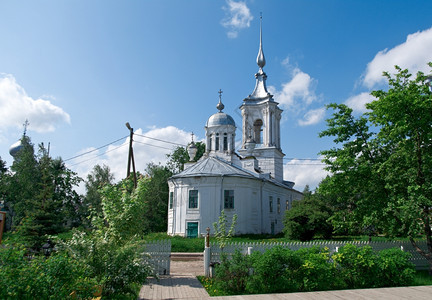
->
xmin=1 ymin=0 xmax=432 ymax=192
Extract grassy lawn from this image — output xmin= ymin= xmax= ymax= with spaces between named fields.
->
xmin=198 ymin=271 xmax=432 ymax=297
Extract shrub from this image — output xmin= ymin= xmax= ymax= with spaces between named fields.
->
xmin=376 ymin=248 xmax=415 ymax=287
xmin=0 ymin=243 xmax=97 ymax=299
xmin=214 ymin=250 xmax=251 ymax=294
xmin=247 ymin=247 xmax=302 ymax=294
xmin=296 ymin=247 xmax=342 ymax=291
xmin=62 ymin=230 xmax=152 ymax=298
xmin=332 ymin=244 xmax=415 ymax=289
xmin=209 ymin=244 xmax=416 ymax=295
xmin=332 ymin=244 xmax=378 ymax=288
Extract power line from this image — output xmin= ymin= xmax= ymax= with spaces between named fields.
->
xmin=67 ymin=143 xmax=128 ymax=167
xmin=63 ymin=132 xmax=328 ymax=168
xmin=133 ymin=140 xmax=175 ymax=151
xmin=64 ymin=135 xmax=129 ymax=162
xmin=134 ymin=133 xmax=186 ymax=147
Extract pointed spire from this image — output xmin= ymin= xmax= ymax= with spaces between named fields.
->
xmin=256 ymin=13 xmax=266 ymax=71
xmin=216 ymin=89 xmax=225 ymax=112
xmin=247 ymin=14 xmax=272 ymax=100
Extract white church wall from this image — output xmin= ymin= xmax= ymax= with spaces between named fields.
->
xmin=168 ymin=174 xmax=302 ymax=237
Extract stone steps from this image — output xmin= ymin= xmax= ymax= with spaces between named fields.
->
xmin=170 ymin=252 xmax=203 ymax=261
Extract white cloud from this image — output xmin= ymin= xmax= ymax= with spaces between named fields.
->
xmin=298 ymin=107 xmax=325 ymax=126
xmin=363 ymin=27 xmax=432 ymax=88
xmin=274 ymin=67 xmax=318 ymax=109
xmin=270 ymin=66 xmax=322 ymax=126
xmin=69 ymin=126 xmax=194 ymax=193
xmin=0 ymin=74 xmax=70 ymax=133
xmin=221 ymin=0 xmax=253 ymax=39
xmin=284 ymin=158 xmax=329 ymax=192
xmin=344 ymin=92 xmax=376 ymax=113
xmin=281 ymin=56 xmax=290 ymax=66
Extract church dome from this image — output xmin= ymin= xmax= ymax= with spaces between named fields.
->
xmin=9 ymin=140 xmax=23 ymax=157
xmin=206 ymin=112 xmax=235 ymax=127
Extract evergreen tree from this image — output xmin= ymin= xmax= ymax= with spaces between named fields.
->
xmin=8 ymin=135 xmax=40 ymax=227
xmin=5 ymin=136 xmax=83 ymax=248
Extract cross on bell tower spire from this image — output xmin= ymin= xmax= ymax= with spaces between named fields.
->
xmin=216 ymin=89 xmax=225 ymax=112
xmin=23 ymin=119 xmax=29 ymax=136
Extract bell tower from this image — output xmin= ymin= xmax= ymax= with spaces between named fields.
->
xmin=238 ymin=15 xmax=284 ymax=182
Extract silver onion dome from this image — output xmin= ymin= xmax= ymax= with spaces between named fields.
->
xmin=9 ymin=140 xmax=23 ymax=157
xmin=206 ymin=112 xmax=236 ymax=127
xmin=206 ymin=89 xmax=236 ymax=127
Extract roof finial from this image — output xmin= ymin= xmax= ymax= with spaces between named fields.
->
xmin=216 ymin=89 xmax=225 ymax=112
xmin=257 ymin=13 xmax=266 ymax=70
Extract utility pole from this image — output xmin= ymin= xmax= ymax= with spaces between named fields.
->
xmin=125 ymin=122 xmax=137 ymax=188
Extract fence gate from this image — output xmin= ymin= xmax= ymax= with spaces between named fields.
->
xmin=144 ymin=240 xmax=171 ymax=275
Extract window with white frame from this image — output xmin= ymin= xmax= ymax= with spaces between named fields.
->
xmin=189 ymin=190 xmax=198 ymax=209
xmin=224 ymin=190 xmax=234 ymax=209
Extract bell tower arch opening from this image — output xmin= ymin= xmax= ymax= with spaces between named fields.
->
xmin=253 ymin=119 xmax=263 ymax=144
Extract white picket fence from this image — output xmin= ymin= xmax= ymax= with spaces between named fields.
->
xmin=144 ymin=240 xmax=171 ymax=275
xmin=209 ymin=240 xmax=429 ymax=270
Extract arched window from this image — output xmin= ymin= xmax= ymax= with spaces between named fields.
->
xmin=215 ymin=133 xmax=220 ymax=151
xmin=223 ymin=133 xmax=228 ymax=151
xmin=253 ymin=119 xmax=263 ymax=144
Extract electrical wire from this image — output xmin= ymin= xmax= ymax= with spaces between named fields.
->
xmin=133 ymin=140 xmax=175 ymax=151
xmin=64 ymin=132 xmax=328 ymax=168
xmin=64 ymin=135 xmax=129 ymax=162
xmin=67 ymin=143 xmax=128 ymax=167
xmin=134 ymin=133 xmax=186 ymax=147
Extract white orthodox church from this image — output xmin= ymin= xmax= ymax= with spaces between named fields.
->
xmin=167 ymin=21 xmax=302 ymax=237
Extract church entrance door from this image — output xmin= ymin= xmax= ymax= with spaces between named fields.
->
xmin=186 ymin=222 xmax=198 ymax=238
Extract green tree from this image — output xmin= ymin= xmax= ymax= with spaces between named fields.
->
xmin=98 ymin=177 xmax=148 ymax=241
xmin=83 ymin=164 xmax=114 ymax=223
xmin=141 ymin=163 xmax=173 ymax=233
xmin=283 ymin=185 xmax=334 ymax=241
xmin=7 ymin=135 xmax=40 ymax=228
xmin=17 ymin=144 xmax=83 ymax=248
xmin=4 ymin=137 xmax=83 ymax=248
xmin=319 ymin=64 xmax=432 ymax=272
xmin=166 ymin=141 xmax=205 ymax=174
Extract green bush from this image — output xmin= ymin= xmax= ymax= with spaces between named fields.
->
xmin=214 ymin=250 xmax=251 ymax=294
xmin=332 ymin=244 xmax=379 ymax=288
xmin=211 ymin=244 xmax=415 ymax=295
xmin=0 ymin=244 xmax=97 ymax=299
xmin=62 ymin=230 xmax=152 ymax=298
xmin=332 ymin=244 xmax=415 ymax=289
xmin=247 ymin=247 xmax=302 ymax=293
xmin=296 ymin=247 xmax=342 ymax=291
xmin=376 ymin=248 xmax=415 ymax=287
